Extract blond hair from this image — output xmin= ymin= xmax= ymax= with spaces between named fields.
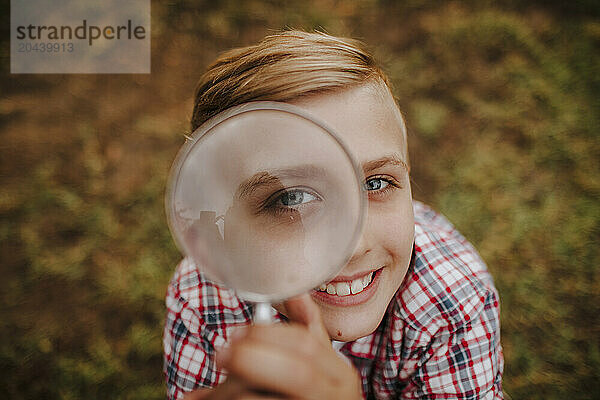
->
xmin=190 ymin=30 xmax=392 ymax=131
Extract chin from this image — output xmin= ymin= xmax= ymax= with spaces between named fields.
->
xmin=316 ymin=286 xmax=395 ymax=341
xmin=321 ymin=306 xmax=387 ymax=341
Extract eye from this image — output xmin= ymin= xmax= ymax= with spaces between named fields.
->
xmin=276 ymin=189 xmax=318 ymax=207
xmin=259 ymin=187 xmax=322 ymax=217
xmin=364 ymin=178 xmax=389 ymax=191
xmin=363 ymin=175 xmax=403 ymax=201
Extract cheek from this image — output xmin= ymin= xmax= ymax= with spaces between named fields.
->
xmin=380 ymin=198 xmax=415 ymax=270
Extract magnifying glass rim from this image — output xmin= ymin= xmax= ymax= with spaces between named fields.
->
xmin=165 ymin=101 xmax=367 ymax=303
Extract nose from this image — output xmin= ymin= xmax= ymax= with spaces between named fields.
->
xmin=347 ymin=208 xmax=375 ymax=264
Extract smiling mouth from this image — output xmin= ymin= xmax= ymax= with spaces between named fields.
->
xmin=315 ymin=268 xmax=380 ymax=297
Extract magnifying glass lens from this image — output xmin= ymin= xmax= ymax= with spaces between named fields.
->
xmin=166 ymin=103 xmax=365 ymax=304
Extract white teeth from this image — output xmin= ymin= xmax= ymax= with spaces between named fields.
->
xmin=351 ymin=279 xmax=364 ymax=294
xmin=316 ymin=271 xmax=375 ymax=296
xmin=362 ymin=272 xmax=373 ymax=287
xmin=326 ymin=283 xmax=336 ymax=294
xmin=335 ymin=282 xmax=351 ymax=296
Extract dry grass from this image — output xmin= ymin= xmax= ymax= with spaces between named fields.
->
xmin=1 ymin=1 xmax=598 ymax=398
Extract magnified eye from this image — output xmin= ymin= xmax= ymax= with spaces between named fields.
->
xmin=364 ymin=178 xmax=389 ymax=191
xmin=259 ymin=187 xmax=322 ymax=217
xmin=276 ymin=189 xmax=318 ymax=207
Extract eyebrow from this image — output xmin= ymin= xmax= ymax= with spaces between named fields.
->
xmin=236 ymin=165 xmax=328 ymax=199
xmin=362 ymin=154 xmax=409 ymax=173
xmin=237 ymin=156 xmax=409 ymax=199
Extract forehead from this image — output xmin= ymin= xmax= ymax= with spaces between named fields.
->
xmin=290 ymin=83 xmax=407 ymax=165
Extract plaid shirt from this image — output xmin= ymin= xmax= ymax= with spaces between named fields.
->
xmin=163 ymin=201 xmax=504 ymax=399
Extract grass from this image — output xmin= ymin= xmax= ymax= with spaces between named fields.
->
xmin=1 ymin=1 xmax=598 ymax=398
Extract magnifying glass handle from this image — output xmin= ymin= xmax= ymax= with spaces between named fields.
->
xmin=253 ymin=302 xmax=274 ymax=324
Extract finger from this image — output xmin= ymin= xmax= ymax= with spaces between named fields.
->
xmin=182 ymin=377 xmax=252 ymax=400
xmin=182 ymin=386 xmax=286 ymax=400
xmin=236 ymin=394 xmax=287 ymax=400
xmin=242 ymin=324 xmax=338 ymax=366
xmin=214 ymin=326 xmax=249 ymax=369
xmin=224 ymin=339 xmax=340 ymax=400
xmin=183 ymin=388 xmax=211 ymax=400
xmin=220 ymin=325 xmax=353 ymax=397
xmin=283 ymin=293 xmax=329 ymax=343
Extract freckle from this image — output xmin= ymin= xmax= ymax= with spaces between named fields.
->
xmin=337 ymin=330 xmax=342 ymax=337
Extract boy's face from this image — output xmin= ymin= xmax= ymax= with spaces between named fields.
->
xmin=289 ymin=82 xmax=415 ymax=341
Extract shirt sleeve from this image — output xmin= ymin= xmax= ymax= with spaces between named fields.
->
xmin=162 ymin=259 xmax=253 ymax=400
xmin=401 ymin=288 xmax=504 ymax=399
xmin=163 ymin=279 xmax=222 ymax=400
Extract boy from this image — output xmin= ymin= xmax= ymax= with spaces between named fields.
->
xmin=163 ymin=30 xmax=503 ymax=399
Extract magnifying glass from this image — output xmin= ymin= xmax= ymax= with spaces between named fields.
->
xmin=165 ymin=102 xmax=366 ymax=323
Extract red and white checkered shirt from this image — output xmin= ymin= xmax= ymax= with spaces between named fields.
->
xmin=163 ymin=201 xmax=504 ymax=399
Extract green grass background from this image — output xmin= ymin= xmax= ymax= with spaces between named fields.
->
xmin=1 ymin=0 xmax=598 ymax=398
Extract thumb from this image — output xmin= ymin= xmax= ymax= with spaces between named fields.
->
xmin=182 ymin=388 xmax=210 ymax=400
xmin=283 ymin=293 xmax=330 ymax=343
